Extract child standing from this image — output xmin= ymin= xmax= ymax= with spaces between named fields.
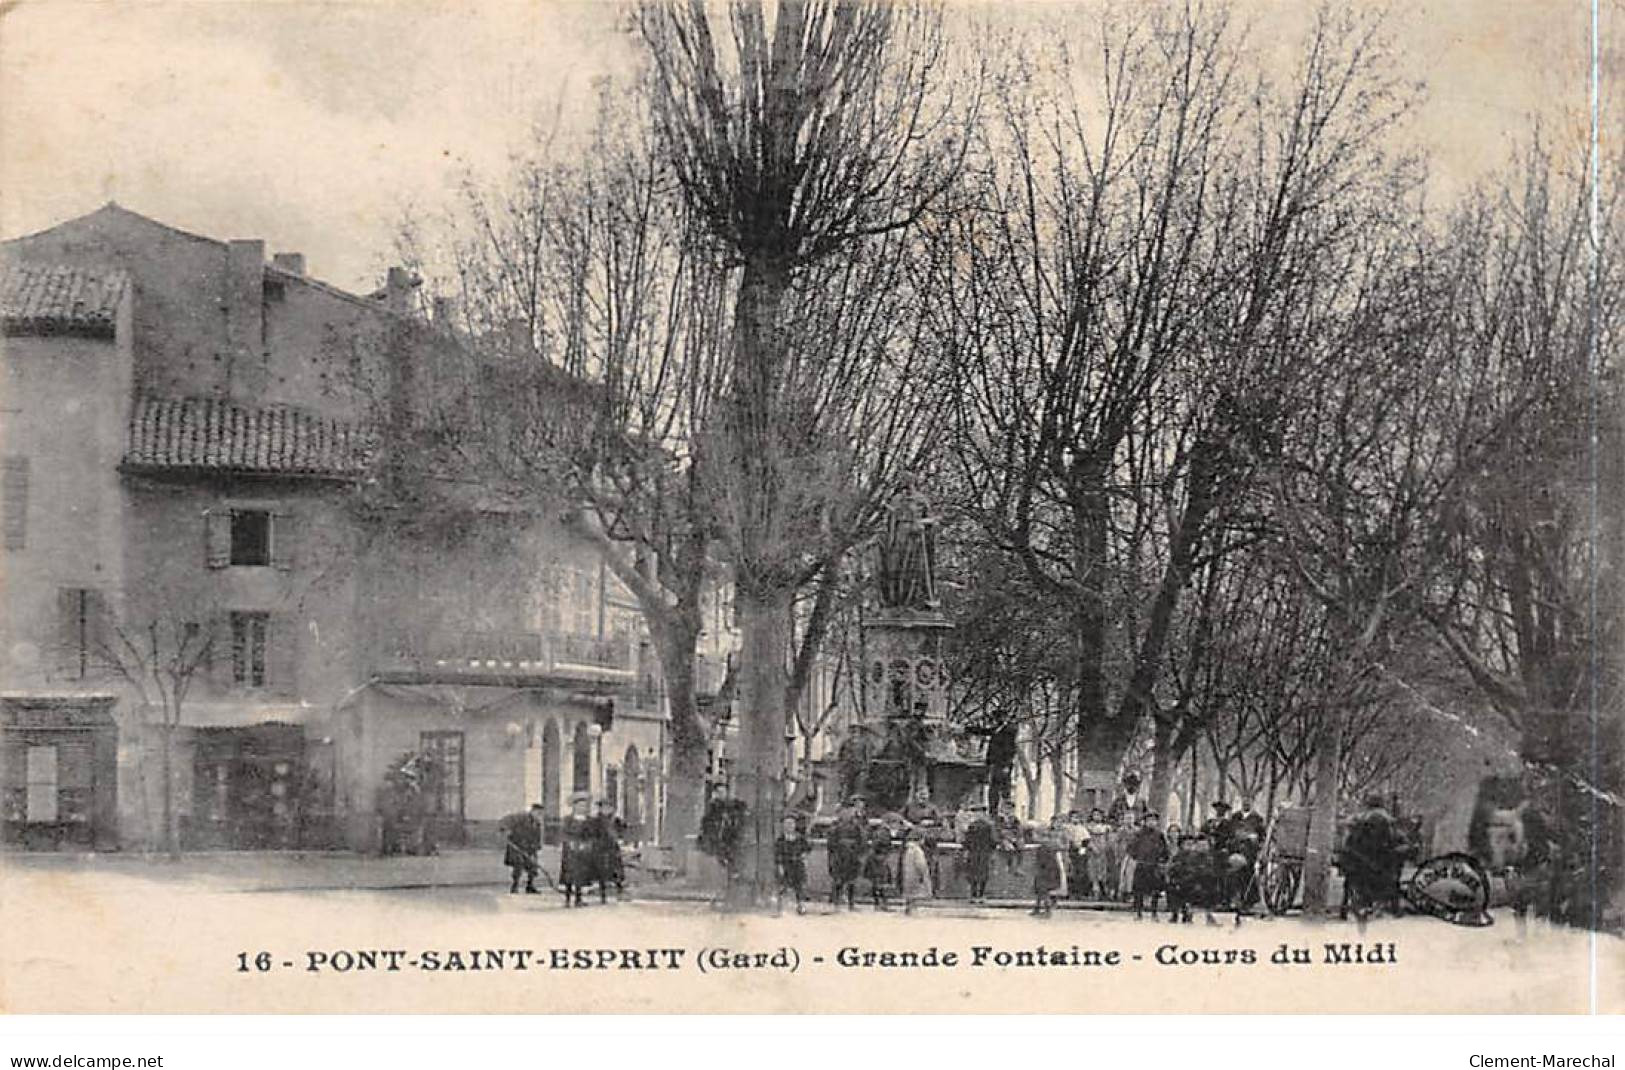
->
xmin=774 ymin=815 xmax=811 ymax=915
xmin=1032 ymin=827 xmax=1064 ymax=916
xmin=864 ymin=824 xmax=896 ymax=911
xmin=1127 ymin=811 xmax=1170 ymax=920
xmin=900 ymin=827 xmax=933 ymax=915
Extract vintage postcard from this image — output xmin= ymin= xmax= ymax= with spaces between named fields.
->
xmin=0 ymin=0 xmax=1619 ymax=1016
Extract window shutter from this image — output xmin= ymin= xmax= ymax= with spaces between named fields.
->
xmin=84 ymin=589 xmax=111 ymax=675
xmin=55 ymin=588 xmax=80 ymax=678
xmin=205 ymin=510 xmax=231 ymax=569
xmin=270 ymin=510 xmax=298 ymax=571
xmin=266 ymin=613 xmax=298 ymax=695
xmin=2 ymin=456 xmax=29 ymax=551
xmin=209 ymin=611 xmax=235 ymax=691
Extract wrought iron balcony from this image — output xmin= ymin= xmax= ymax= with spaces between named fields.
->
xmin=373 ymin=628 xmax=633 ymax=683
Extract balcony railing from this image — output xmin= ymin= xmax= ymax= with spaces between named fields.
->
xmin=374 ymin=628 xmax=633 ymax=682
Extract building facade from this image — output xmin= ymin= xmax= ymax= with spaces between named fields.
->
xmin=0 ymin=204 xmax=668 ymax=853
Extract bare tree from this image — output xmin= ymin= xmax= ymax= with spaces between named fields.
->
xmin=947 ymin=4 xmax=1416 ymax=819
xmin=97 ymin=617 xmax=215 ymax=859
xmin=1420 ymin=139 xmax=1624 ymax=926
xmin=394 ymin=81 xmax=733 ymax=853
xmin=637 ymin=0 xmax=973 ymax=897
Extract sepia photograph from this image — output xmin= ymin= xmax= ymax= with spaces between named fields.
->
xmin=0 ymin=0 xmax=1620 ymax=1021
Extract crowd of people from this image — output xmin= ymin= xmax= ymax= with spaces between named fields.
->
xmin=503 ymin=774 xmax=1417 ymax=921
xmin=1024 ymin=792 xmax=1270 ymax=922
xmin=734 ymin=775 xmax=1280 ymax=920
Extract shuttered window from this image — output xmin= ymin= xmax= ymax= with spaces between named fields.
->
xmin=231 ymin=611 xmax=269 ymax=687
xmin=207 ymin=507 xmax=297 ymax=570
xmin=269 ymin=510 xmax=297 ymax=571
xmin=230 ymin=509 xmax=271 ymax=566
xmin=205 ymin=510 xmax=231 ymax=568
xmin=56 ymin=588 xmax=108 ymax=679
xmin=3 ymin=456 xmax=29 ymax=551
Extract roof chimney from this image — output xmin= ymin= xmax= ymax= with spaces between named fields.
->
xmin=272 ymin=252 xmax=305 ymax=276
xmin=504 ymin=317 xmax=534 ymax=358
xmin=432 ymin=295 xmax=460 ymax=329
xmin=225 ymin=240 xmax=265 ymax=390
xmin=383 ymin=266 xmax=420 ymax=314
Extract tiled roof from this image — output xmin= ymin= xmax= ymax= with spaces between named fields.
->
xmin=0 ymin=264 xmax=129 ymax=338
xmin=124 ymin=397 xmax=371 ymax=477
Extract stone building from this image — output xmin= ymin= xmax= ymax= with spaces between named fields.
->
xmin=0 ymin=204 xmax=668 ymax=852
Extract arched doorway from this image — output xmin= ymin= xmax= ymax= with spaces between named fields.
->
xmin=541 ymin=720 xmax=561 ymax=843
xmin=623 ymin=745 xmax=642 ymax=842
xmin=571 ymin=722 xmax=592 ymax=799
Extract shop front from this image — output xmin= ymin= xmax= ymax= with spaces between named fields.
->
xmin=183 ymin=722 xmax=313 ymax=850
xmin=0 ymin=694 xmax=120 ymax=850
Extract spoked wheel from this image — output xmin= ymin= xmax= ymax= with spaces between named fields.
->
xmin=1265 ymin=859 xmax=1302 ymax=915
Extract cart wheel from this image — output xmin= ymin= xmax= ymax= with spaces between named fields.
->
xmin=1265 ymin=861 xmax=1301 ymax=915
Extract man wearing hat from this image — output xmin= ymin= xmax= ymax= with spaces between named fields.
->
xmin=1200 ymin=800 xmax=1242 ymax=909
xmin=1229 ymin=800 xmax=1266 ymax=911
xmin=1108 ymin=772 xmax=1148 ymax=826
xmin=499 ymin=802 xmax=545 ymax=894
xmin=1127 ymin=810 xmax=1170 ymax=919
xmin=590 ymin=798 xmax=626 ymax=902
xmin=827 ymin=796 xmax=870 ymax=910
xmin=698 ymin=781 xmax=748 ymax=903
xmin=559 ymin=792 xmax=596 ymax=907
xmin=959 ymin=803 xmax=996 ymax=903
xmin=1201 ymin=800 xmax=1236 ymax=852
xmin=1341 ymin=794 xmax=1402 ymax=919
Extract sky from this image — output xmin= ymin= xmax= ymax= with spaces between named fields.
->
xmin=0 ymin=0 xmax=1610 ymax=294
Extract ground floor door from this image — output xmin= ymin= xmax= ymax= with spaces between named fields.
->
xmin=1 ymin=696 xmax=119 ymax=850
xmin=418 ymin=730 xmax=466 ymax=847
xmin=187 ymin=724 xmax=307 ymax=849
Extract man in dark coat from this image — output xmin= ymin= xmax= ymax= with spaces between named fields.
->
xmin=1108 ymin=773 xmax=1149 ymax=825
xmin=1201 ymin=800 xmax=1235 ymax=851
xmin=1128 ymin=811 xmax=1171 ymax=920
xmin=1165 ymin=832 xmax=1219 ymax=924
xmin=499 ymin=803 xmax=544 ymax=894
xmin=960 ymin=805 xmax=996 ymax=902
xmin=697 ymin=783 xmax=748 ymax=902
xmin=1226 ymin=801 xmax=1265 ymax=912
xmin=589 ymin=799 xmax=625 ymax=903
xmin=864 ymin=821 xmax=896 ymax=910
xmin=1341 ymin=794 xmax=1403 ymax=919
xmin=1236 ymin=799 xmax=1266 ymax=843
xmin=827 ymin=798 xmax=870 ymax=910
xmin=559 ymin=793 xmax=596 ymax=907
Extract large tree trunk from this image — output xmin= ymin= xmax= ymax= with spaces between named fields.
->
xmin=723 ymin=250 xmax=793 ymax=905
xmin=658 ymin=641 xmax=707 ymax=862
xmin=1051 ymin=748 xmax=1066 ymax=816
xmin=1146 ymin=717 xmax=1180 ymax=823
xmin=1111 ymin=440 xmax=1226 ymax=797
xmin=1300 ymin=703 xmax=1344 ymax=917
xmin=1071 ymin=470 xmax=1113 ymax=806
xmin=1186 ymin=750 xmax=1200 ymax=826
xmin=732 ymin=594 xmax=791 ymax=904
xmin=160 ymin=722 xmax=178 ymax=860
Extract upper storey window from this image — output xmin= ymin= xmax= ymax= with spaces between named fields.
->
xmin=229 ymin=509 xmax=271 ymax=566
xmin=205 ymin=507 xmax=296 ymax=570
